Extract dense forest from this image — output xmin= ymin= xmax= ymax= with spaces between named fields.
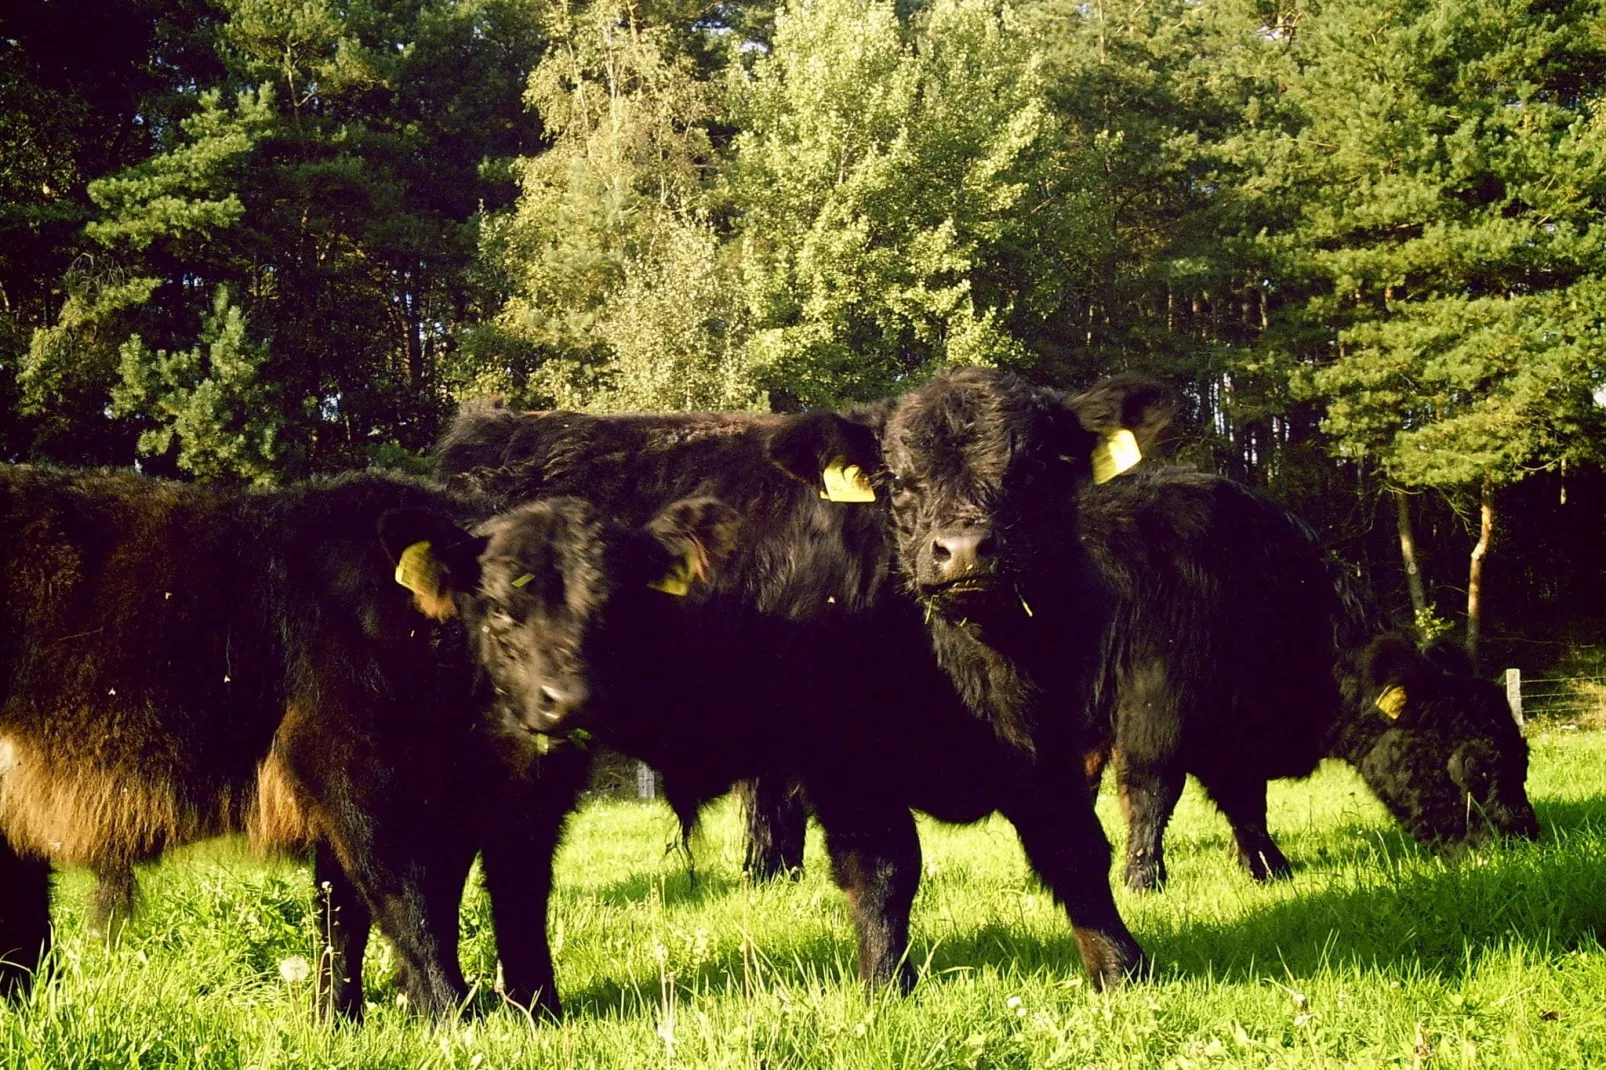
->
xmin=3 ymin=0 xmax=1604 ymax=666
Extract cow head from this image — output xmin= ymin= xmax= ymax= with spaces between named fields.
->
xmin=379 ymin=496 xmax=739 ymax=742
xmin=1347 ymin=634 xmax=1540 ymax=847
xmin=767 ymin=368 xmax=1173 ymax=626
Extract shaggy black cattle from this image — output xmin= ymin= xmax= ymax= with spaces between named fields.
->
xmin=744 ymin=469 xmax=1541 ymax=891
xmin=1077 ymin=469 xmax=1540 ymax=891
xmin=378 ymin=493 xmax=744 ymax=1016
xmin=435 ymin=367 xmax=1173 ymax=990
xmin=0 ymin=466 xmax=604 ymax=1019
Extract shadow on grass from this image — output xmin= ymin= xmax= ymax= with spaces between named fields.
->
xmin=588 ymin=867 xmax=744 ymax=909
xmin=1532 ymin=795 xmax=1606 ymax=837
xmin=1151 ymin=829 xmax=1606 ymax=982
xmin=539 ymin=803 xmax=1606 ymax=1020
xmin=1200 ymin=790 xmax=1606 ymax=890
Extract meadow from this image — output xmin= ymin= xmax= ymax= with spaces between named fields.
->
xmin=5 ymin=730 xmax=1606 ymax=1069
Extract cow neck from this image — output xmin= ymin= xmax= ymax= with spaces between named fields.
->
xmin=1316 ymin=645 xmax=1385 ymax=765
xmin=1325 ymin=692 xmax=1392 ymax=768
xmin=926 ymin=612 xmax=1060 ymax=754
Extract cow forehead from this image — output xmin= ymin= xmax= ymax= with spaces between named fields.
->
xmin=488 ymin=502 xmax=601 ymax=559
xmin=889 ymin=398 xmax=1047 ymax=476
xmin=484 ymin=507 xmax=610 ymax=609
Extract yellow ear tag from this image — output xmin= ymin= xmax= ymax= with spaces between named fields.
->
xmin=510 ymin=572 xmax=535 ymax=589
xmin=820 ymin=462 xmax=876 ymax=503
xmin=394 ymin=541 xmax=439 ymax=597
xmin=646 ymin=548 xmax=697 ymax=597
xmin=1375 ymin=685 xmax=1408 ymax=719
xmin=1092 ymin=428 xmax=1143 ymax=485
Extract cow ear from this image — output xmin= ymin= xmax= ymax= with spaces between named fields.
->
xmin=637 ymin=497 xmax=742 ymax=597
xmin=765 ymin=408 xmax=888 ymax=502
xmin=1421 ymin=637 xmax=1476 ymax=680
xmin=1360 ymin=632 xmax=1438 ymax=721
xmin=1061 ymin=375 xmax=1176 ymax=484
xmin=378 ymin=508 xmax=489 ymax=621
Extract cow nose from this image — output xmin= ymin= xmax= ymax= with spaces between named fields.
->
xmin=931 ymin=527 xmax=998 ymax=580
xmin=535 ymin=683 xmax=586 ymax=728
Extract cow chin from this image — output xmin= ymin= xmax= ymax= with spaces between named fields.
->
xmin=922 ymin=578 xmax=1011 ymax=623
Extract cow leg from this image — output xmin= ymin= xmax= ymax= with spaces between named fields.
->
xmin=1198 ymin=774 xmax=1292 ymax=881
xmin=0 ymin=835 xmax=51 ymax=999
xmin=738 ymin=776 xmax=807 ymax=881
xmin=345 ymin=843 xmax=466 ymax=1018
xmin=1114 ymin=755 xmax=1185 ymax=892
xmin=1005 ymin=788 xmax=1146 ymax=989
xmin=310 ymin=801 xmax=470 ymax=1020
xmin=478 ymin=755 xmax=588 ymax=1020
xmin=817 ymin=803 xmax=921 ymax=992
xmin=90 ymin=862 xmax=137 ymax=945
xmin=313 ymin=842 xmax=373 ymax=1022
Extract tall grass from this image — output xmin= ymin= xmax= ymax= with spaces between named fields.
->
xmin=5 ymin=731 xmax=1605 ymax=1067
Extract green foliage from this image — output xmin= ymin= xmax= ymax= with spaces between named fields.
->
xmin=1414 ymin=604 xmax=1456 ymax=644
xmin=590 ymin=219 xmax=758 ymax=412
xmin=111 ymin=286 xmax=284 ymax=484
xmin=1244 ymin=0 xmax=1606 ymax=490
xmin=474 ymin=0 xmax=751 ymax=411
xmin=8 ymin=0 xmax=545 ymax=470
xmin=18 ymin=263 xmax=160 ymax=463
xmin=730 ymin=0 xmax=1054 ymax=404
xmin=5 ymin=0 xmax=1605 ymax=634
xmin=85 ymin=84 xmax=272 ymax=253
xmin=0 ymin=0 xmax=225 ymax=458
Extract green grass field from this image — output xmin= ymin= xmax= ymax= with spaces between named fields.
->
xmin=6 ymin=730 xmax=1606 ymax=1068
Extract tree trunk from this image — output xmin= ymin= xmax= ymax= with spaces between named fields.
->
xmin=1466 ymin=472 xmax=1495 ymax=672
xmin=1393 ymin=487 xmax=1428 ymax=627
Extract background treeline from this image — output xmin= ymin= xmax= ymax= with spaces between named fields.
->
xmin=3 ymin=0 xmax=1605 ymax=664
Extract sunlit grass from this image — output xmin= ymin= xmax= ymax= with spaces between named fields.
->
xmin=4 ymin=731 xmax=1605 ymax=1067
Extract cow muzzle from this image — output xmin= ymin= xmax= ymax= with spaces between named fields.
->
xmin=527 ymin=681 xmax=590 ymax=734
xmin=923 ymin=525 xmax=1002 ymax=596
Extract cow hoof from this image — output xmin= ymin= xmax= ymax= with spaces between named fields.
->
xmin=1243 ymin=849 xmax=1293 ymax=882
xmin=1075 ymin=930 xmax=1148 ymax=990
xmin=1124 ymin=860 xmax=1166 ymax=893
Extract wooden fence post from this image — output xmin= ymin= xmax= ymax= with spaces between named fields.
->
xmin=636 ymin=761 xmax=657 ymax=800
xmin=1505 ymin=667 xmax=1523 ymax=728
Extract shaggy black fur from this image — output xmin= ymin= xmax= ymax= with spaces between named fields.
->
xmin=435 ymin=367 xmax=1173 ymax=990
xmin=1332 ymin=632 xmax=1538 ymax=850
xmin=747 ymin=468 xmax=1542 ymax=893
xmin=1078 ymin=469 xmax=1540 ymax=891
xmin=0 ymin=466 xmax=594 ymax=1019
xmin=377 ymin=493 xmax=742 ymax=1017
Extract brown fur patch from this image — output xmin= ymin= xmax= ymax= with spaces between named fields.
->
xmin=1083 ymin=748 xmax=1109 ymax=788
xmin=0 ymin=732 xmax=213 ymax=865
xmin=410 ymin=586 xmax=459 ymax=621
xmin=0 ymin=714 xmax=315 ymax=866
xmin=245 ymin=745 xmax=314 ymax=853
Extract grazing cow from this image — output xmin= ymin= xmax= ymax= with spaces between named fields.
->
xmin=1078 ymin=469 xmax=1540 ymax=891
xmin=743 ymin=469 xmax=1542 ymax=892
xmin=436 ymin=367 xmax=1173 ymax=991
xmin=0 ymin=465 xmax=604 ymax=1019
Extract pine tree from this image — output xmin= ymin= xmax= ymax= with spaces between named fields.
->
xmin=1242 ymin=0 xmax=1606 ymax=657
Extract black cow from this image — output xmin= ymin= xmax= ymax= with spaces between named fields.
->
xmin=378 ymin=493 xmax=743 ymax=1017
xmin=0 ymin=466 xmax=626 ymax=1018
xmin=744 ymin=468 xmax=1542 ymax=891
xmin=1079 ymin=469 xmax=1540 ymax=891
xmin=435 ymin=367 xmax=1173 ymax=991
